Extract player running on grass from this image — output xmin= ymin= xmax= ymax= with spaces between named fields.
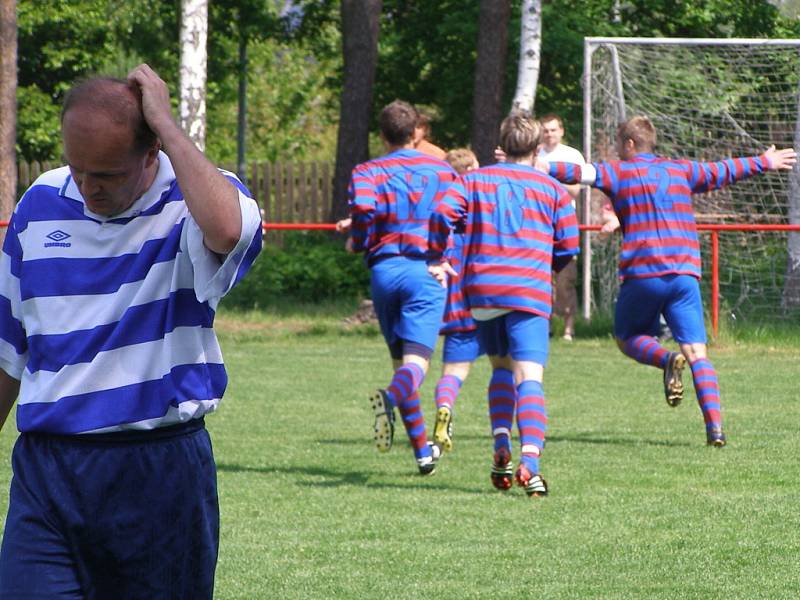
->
xmin=539 ymin=115 xmax=796 ymax=447
xmin=348 ymin=100 xmax=457 ymax=475
xmin=429 ymin=148 xmax=484 ymax=453
xmin=429 ymin=113 xmax=579 ymax=496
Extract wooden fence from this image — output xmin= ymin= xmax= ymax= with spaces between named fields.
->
xmin=17 ymin=160 xmax=336 ymax=225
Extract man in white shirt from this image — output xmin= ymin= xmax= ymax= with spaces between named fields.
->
xmin=537 ymin=114 xmax=584 ymax=341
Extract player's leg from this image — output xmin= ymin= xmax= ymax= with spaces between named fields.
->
xmin=390 ymin=258 xmax=447 ymax=474
xmin=557 ymin=258 xmax=578 ymax=340
xmin=433 ymin=329 xmax=481 ymax=451
xmin=615 ymin=277 xmax=686 ymax=406
xmin=507 ymin=312 xmax=549 ymax=497
xmin=664 ymin=276 xmax=725 ymax=446
xmin=0 ymin=423 xmax=219 ymax=600
xmin=0 ymin=435 xmax=84 ymax=599
xmin=478 ymin=316 xmax=516 ymax=490
xmin=368 ymin=260 xmax=403 ymax=453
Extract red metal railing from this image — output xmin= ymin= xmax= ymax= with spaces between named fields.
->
xmin=3 ymin=220 xmax=798 ymax=337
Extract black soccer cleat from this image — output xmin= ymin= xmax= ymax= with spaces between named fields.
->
xmin=370 ymin=389 xmax=395 ymax=453
xmin=417 ymin=442 xmax=442 ymax=476
xmin=490 ymin=446 xmax=514 ymax=491
xmin=514 ymin=463 xmax=548 ymax=497
xmin=707 ymin=427 xmax=727 ymax=447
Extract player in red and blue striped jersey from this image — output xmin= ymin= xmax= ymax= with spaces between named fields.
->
xmin=429 ymin=113 xmax=579 ymax=496
xmin=542 ymin=115 xmax=796 ymax=447
xmin=348 ymin=100 xmax=457 ymax=476
xmin=428 ymin=148 xmax=486 ymax=453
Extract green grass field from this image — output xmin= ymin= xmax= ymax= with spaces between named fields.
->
xmin=1 ymin=309 xmax=798 ymax=599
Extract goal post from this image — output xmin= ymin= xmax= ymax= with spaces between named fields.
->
xmin=581 ymin=37 xmax=800 ymax=327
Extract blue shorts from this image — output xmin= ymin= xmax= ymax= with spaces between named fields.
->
xmin=0 ymin=420 xmax=219 ymax=600
xmin=477 ymin=311 xmax=549 ymax=365
xmin=442 ymin=329 xmax=485 ymax=363
xmin=614 ymin=274 xmax=707 ymax=344
xmin=371 ymin=256 xmax=446 ymax=358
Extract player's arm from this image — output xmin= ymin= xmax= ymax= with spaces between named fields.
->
xmin=427 ymin=181 xmax=467 ymax=286
xmin=429 ymin=180 xmax=468 ymax=258
xmin=539 ymin=159 xmax=617 ymax=196
xmin=128 ymin=64 xmax=243 ymax=255
xmin=0 ymin=370 xmax=19 ymax=432
xmin=551 ymin=186 xmax=580 ymax=273
xmin=347 ymin=170 xmax=377 ymax=254
xmin=689 ymin=145 xmax=797 ymax=193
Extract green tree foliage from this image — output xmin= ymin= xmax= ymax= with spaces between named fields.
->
xmin=15 ymin=0 xmax=341 ymax=164
xmin=16 ymin=0 xmax=177 ymax=162
xmin=15 ymin=0 xmax=800 ymax=164
xmin=205 ymin=0 xmax=342 ymax=163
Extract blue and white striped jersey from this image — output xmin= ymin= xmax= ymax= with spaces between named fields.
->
xmin=0 ymin=152 xmax=263 ymax=434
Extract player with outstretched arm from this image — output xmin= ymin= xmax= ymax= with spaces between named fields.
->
xmin=539 ymin=115 xmax=796 ymax=447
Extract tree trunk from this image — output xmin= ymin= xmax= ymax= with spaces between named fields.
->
xmin=0 ymin=0 xmax=16 ymax=241
xmin=470 ymin=0 xmax=511 ymax=166
xmin=236 ymin=33 xmax=248 ymax=184
xmin=510 ymin=0 xmax=542 ymax=114
xmin=179 ymin=0 xmax=208 ymax=151
xmin=330 ymin=0 xmax=382 ymax=222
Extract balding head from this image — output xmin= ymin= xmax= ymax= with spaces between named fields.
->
xmin=62 ymin=77 xmax=157 ymax=154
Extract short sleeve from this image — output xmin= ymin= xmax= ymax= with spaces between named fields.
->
xmin=185 ymin=188 xmax=263 ymax=305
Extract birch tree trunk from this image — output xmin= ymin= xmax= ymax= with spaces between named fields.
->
xmin=510 ymin=0 xmax=542 ymax=114
xmin=179 ymin=0 xmax=208 ymax=151
xmin=0 ymin=0 xmax=16 ymax=238
xmin=330 ymin=0 xmax=382 ymax=222
xmin=470 ymin=0 xmax=511 ymax=166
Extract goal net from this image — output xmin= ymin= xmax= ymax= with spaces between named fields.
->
xmin=584 ymin=38 xmax=800 ymax=326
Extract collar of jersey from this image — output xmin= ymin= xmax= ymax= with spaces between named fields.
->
xmin=63 ymin=150 xmax=176 ymax=222
xmin=633 ymin=152 xmax=658 ymax=160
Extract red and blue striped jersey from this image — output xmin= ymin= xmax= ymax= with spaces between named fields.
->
xmin=348 ymin=148 xmax=457 ymax=263
xmin=440 ymin=233 xmax=475 ymax=334
xmin=550 ymin=152 xmax=771 ymax=280
xmin=430 ymin=163 xmax=579 ymax=318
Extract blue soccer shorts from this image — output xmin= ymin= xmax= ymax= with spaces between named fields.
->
xmin=477 ymin=311 xmax=549 ymax=366
xmin=442 ymin=329 xmax=485 ymax=363
xmin=0 ymin=420 xmax=219 ymax=600
xmin=614 ymin=274 xmax=707 ymax=344
xmin=370 ymin=255 xmax=446 ymax=359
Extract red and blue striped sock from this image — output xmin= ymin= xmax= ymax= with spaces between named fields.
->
xmin=517 ymin=380 xmax=546 ymax=474
xmin=622 ymin=335 xmax=674 ymax=368
xmin=689 ymin=358 xmax=722 ymax=431
xmin=488 ymin=368 xmax=516 ymax=453
xmin=387 ymin=363 xmax=430 ymax=458
xmin=434 ymin=374 xmax=462 ymax=412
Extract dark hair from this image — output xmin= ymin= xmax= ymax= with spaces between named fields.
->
xmin=499 ymin=112 xmax=542 ymax=158
xmin=617 ymin=115 xmax=656 ymax=152
xmin=379 ymin=100 xmax=419 ymax=146
xmin=62 ymin=77 xmax=158 ymax=153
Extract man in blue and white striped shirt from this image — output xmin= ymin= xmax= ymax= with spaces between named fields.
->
xmin=0 ymin=64 xmax=262 ymax=598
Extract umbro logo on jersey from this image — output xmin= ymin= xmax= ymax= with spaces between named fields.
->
xmin=44 ymin=230 xmax=72 ymax=248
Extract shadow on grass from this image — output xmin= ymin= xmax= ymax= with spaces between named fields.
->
xmin=216 ymin=461 xmax=489 ymax=494
xmin=315 ymin=433 xmax=691 ymax=449
xmin=546 ymin=433 xmax=692 ymax=448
